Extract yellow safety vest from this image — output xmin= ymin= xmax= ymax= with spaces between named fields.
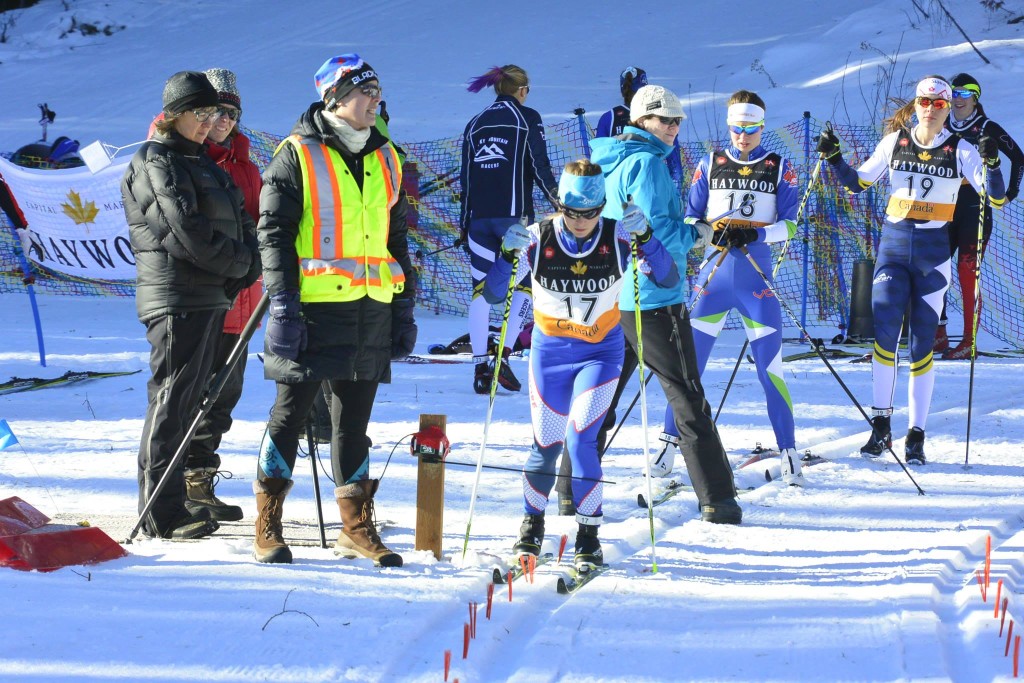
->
xmin=283 ymin=135 xmax=405 ymax=303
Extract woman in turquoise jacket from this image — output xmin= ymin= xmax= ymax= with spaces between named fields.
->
xmin=589 ymin=84 xmax=740 ymax=524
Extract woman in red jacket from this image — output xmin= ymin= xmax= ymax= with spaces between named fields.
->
xmin=182 ymin=68 xmax=264 ymax=522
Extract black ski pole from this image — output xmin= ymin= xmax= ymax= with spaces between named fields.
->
xmin=736 ymin=245 xmax=924 ymax=494
xmin=964 ymin=163 xmax=988 ymax=469
xmin=127 ymin=292 xmax=270 ymax=542
xmin=714 ymin=339 xmax=748 ymax=423
xmin=600 ymin=372 xmax=653 ymax=457
xmin=304 ymin=421 xmax=328 ymax=549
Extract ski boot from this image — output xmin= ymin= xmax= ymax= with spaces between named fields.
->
xmin=904 ymin=427 xmax=926 ymax=466
xmin=860 ymin=408 xmax=892 ymax=458
xmin=942 ymin=338 xmax=974 ymax=360
xmin=779 ymin=448 xmax=803 ymax=486
xmin=472 ymin=357 xmax=491 ymax=395
xmin=512 ymin=513 xmax=544 ymax=557
xmin=701 ymin=498 xmax=742 ymax=525
xmin=573 ymin=516 xmax=603 ymax=570
xmin=649 ymin=433 xmax=678 ymax=478
xmin=493 ymin=351 xmax=522 ymax=392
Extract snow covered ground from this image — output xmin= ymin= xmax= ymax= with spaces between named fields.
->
xmin=3 ymin=294 xmax=1024 ymax=682
xmin=2 ymin=1 xmax=1024 ymax=681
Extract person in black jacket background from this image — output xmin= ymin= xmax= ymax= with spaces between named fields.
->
xmin=934 ymin=72 xmax=1024 ymax=359
xmin=460 ymin=64 xmax=558 ymax=394
xmin=121 ymin=70 xmax=260 ymax=540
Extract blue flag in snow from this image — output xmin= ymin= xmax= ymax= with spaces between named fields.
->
xmin=0 ymin=419 xmax=19 ymax=451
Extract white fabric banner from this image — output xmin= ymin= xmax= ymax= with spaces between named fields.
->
xmin=0 ymin=155 xmax=135 ymax=281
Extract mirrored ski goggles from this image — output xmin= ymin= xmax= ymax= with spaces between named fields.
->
xmin=216 ymin=107 xmax=242 ymax=121
xmin=728 ymin=122 xmax=764 ymax=135
xmin=952 ymin=88 xmax=979 ymax=99
xmin=561 ymin=203 xmax=605 ymax=220
xmin=915 ymin=97 xmax=949 ymax=109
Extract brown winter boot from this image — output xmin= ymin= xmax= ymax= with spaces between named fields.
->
xmin=185 ymin=467 xmax=244 ymax=521
xmin=253 ymin=478 xmax=293 ymax=564
xmin=334 ymin=479 xmax=403 ymax=567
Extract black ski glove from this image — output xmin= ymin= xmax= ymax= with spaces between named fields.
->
xmin=816 ymin=129 xmax=843 ymax=163
xmin=977 ymin=134 xmax=1000 ymax=168
xmin=726 ymin=227 xmax=759 ymax=248
xmin=391 ymin=298 xmax=418 ymax=359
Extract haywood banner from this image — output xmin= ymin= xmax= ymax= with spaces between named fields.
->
xmin=0 ymin=155 xmax=135 ymax=281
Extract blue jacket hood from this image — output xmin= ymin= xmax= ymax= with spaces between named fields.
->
xmin=590 ymin=127 xmax=672 ymax=175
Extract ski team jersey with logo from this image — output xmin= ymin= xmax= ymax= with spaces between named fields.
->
xmin=946 ymin=110 xmax=1024 ymax=202
xmin=699 ymin=149 xmax=797 ymax=244
xmin=849 ymin=128 xmax=1001 ymax=227
xmin=530 ymin=216 xmax=627 ymax=343
xmin=458 ymin=95 xmax=558 ymax=229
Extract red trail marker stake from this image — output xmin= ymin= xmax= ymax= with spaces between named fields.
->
xmin=444 ymin=649 xmax=451 ymax=681
xmin=558 ymin=534 xmax=568 ymax=563
xmin=507 ymin=570 xmax=513 ymax=601
xmin=486 ymin=583 xmax=494 ymax=619
xmin=1006 ymin=620 xmax=1014 ymax=657
xmin=463 ymin=623 xmax=470 ymax=659
xmin=996 ymin=580 xmax=1004 ymax=618
xmin=986 ymin=535 xmax=992 ymax=593
xmin=1002 ymin=598 xmax=1010 ymax=636
xmin=468 ymin=602 xmax=477 ymax=638
xmin=1015 ymin=635 xmax=1021 ymax=678
xmin=977 ymin=570 xmax=988 ymax=602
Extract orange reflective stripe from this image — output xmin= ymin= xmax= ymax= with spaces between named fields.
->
xmin=298 ymin=143 xmax=322 ymax=259
xmin=375 ymin=148 xmax=395 ymax=209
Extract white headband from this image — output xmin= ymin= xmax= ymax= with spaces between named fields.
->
xmin=727 ymin=103 xmax=765 ymax=125
xmin=916 ymin=78 xmax=951 ymax=101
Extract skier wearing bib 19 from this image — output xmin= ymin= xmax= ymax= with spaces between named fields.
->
xmin=484 ymin=160 xmax=678 ymax=569
xmin=816 ymin=76 xmax=1006 ymax=465
xmin=933 ymin=73 xmax=1024 ymax=359
xmin=670 ymin=90 xmax=803 ymax=484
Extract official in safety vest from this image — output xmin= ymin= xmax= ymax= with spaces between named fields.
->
xmin=254 ymin=54 xmax=416 ymax=568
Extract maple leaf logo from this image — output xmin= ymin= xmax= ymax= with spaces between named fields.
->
xmin=917 ymin=151 xmax=933 ymax=162
xmin=738 ymin=166 xmax=753 ymax=176
xmin=62 ymin=190 xmax=99 ymax=226
xmin=570 ymin=260 xmax=588 ymax=276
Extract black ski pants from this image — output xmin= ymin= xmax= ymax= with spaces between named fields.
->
xmin=261 ymin=379 xmax=379 ymax=485
xmin=137 ymin=309 xmax=225 ymax=535
xmin=620 ymin=304 xmax=736 ymax=505
xmin=186 ymin=331 xmax=247 ymax=470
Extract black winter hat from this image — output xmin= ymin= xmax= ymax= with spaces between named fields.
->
xmin=162 ymin=71 xmax=219 ymax=115
xmin=949 ymin=72 xmax=981 ymax=98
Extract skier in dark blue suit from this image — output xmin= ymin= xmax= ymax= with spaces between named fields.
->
xmin=460 ymin=64 xmax=559 ymax=395
xmin=595 ymin=66 xmax=684 ymax=192
xmin=817 ymin=76 xmax=1005 ymax=465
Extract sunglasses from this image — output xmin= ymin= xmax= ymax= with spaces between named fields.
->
xmin=358 ymin=84 xmax=383 ymax=99
xmin=561 ymin=204 xmax=604 ymax=220
xmin=216 ymin=107 xmax=241 ymax=121
xmin=729 ymin=122 xmax=764 ymax=135
xmin=656 ymin=115 xmax=682 ymax=126
xmin=952 ymin=88 xmax=977 ymax=99
xmin=915 ymin=97 xmax=949 ymax=109
xmin=191 ymin=107 xmax=219 ymax=122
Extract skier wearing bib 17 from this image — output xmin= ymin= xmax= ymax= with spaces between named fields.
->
xmin=816 ymin=76 xmax=1006 ymax=465
xmin=484 ymin=160 xmax=678 ymax=569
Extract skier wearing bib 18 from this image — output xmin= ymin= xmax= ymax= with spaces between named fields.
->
xmin=816 ymin=76 xmax=1006 ymax=465
xmin=670 ymin=90 xmax=803 ymax=485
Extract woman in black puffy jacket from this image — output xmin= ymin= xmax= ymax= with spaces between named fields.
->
xmin=121 ymin=70 xmax=260 ymax=541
